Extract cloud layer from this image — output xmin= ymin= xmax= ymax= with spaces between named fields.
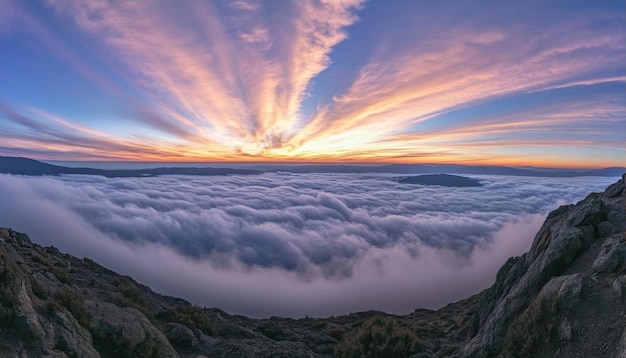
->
xmin=0 ymin=173 xmax=618 ymax=317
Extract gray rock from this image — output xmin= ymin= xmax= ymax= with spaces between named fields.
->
xmin=459 ymin=180 xmax=621 ymax=357
xmin=13 ymin=279 xmax=45 ymax=342
xmin=570 ymin=198 xmax=606 ymax=227
xmin=592 ymin=234 xmax=625 ymax=273
xmin=87 ymin=300 xmax=179 ymax=358
xmin=559 ymin=318 xmax=572 ymax=341
xmin=165 ymin=322 xmax=197 ymax=348
xmin=579 ymin=225 xmax=595 ymax=244
xmin=613 ymin=275 xmax=626 ymax=298
xmin=618 ymin=327 xmax=626 ymax=358
xmin=605 ymin=179 xmax=624 ymax=198
xmin=558 ymin=274 xmax=583 ymax=308
xmin=598 ymin=221 xmax=617 ymax=237
xmin=47 ymin=308 xmax=100 ymax=357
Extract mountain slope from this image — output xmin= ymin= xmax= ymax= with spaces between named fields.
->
xmin=0 ymin=175 xmax=624 ymax=357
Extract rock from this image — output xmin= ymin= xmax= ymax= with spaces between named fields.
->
xmin=87 ymin=300 xmax=178 ymax=358
xmin=13 ymin=280 xmax=45 ymax=342
xmin=605 ymin=179 xmax=625 ymax=198
xmin=592 ymin=234 xmax=626 ymax=273
xmin=47 ymin=308 xmax=100 ymax=357
xmin=558 ymin=274 xmax=583 ymax=308
xmin=570 ymin=198 xmax=605 ymax=227
xmin=165 ymin=323 xmax=197 ymax=348
xmin=460 ymin=178 xmax=624 ymax=357
xmin=579 ymin=225 xmax=595 ymax=244
xmin=618 ymin=327 xmax=626 ymax=358
xmin=613 ymin=276 xmax=626 ymax=298
xmin=598 ymin=221 xmax=617 ymax=238
xmin=211 ymin=339 xmax=315 ymax=358
xmin=559 ymin=318 xmax=572 ymax=341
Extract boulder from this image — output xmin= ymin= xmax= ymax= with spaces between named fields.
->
xmin=592 ymin=234 xmax=626 ymax=273
xmin=598 ymin=221 xmax=617 ymax=238
xmin=87 ymin=300 xmax=178 ymax=358
xmin=613 ymin=275 xmax=626 ymax=298
xmin=557 ymin=274 xmax=583 ymax=308
xmin=165 ymin=322 xmax=197 ymax=348
xmin=47 ymin=308 xmax=100 ymax=357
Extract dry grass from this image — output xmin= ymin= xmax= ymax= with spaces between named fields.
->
xmin=112 ymin=278 xmax=152 ymax=318
xmin=49 ymin=288 xmax=90 ymax=328
xmin=0 ymin=253 xmax=22 ymax=321
xmin=48 ymin=265 xmax=72 ymax=284
xmin=30 ymin=278 xmax=47 ymax=299
xmin=156 ymin=306 xmax=218 ymax=336
xmin=503 ymin=291 xmax=558 ymax=357
xmin=335 ymin=316 xmax=424 ymax=358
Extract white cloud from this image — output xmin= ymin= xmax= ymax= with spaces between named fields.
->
xmin=0 ymin=173 xmax=618 ymax=317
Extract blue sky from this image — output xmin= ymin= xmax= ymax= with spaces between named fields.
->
xmin=0 ymin=0 xmax=624 ymax=167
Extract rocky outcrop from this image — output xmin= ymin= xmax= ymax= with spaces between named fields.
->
xmin=460 ymin=174 xmax=625 ymax=357
xmin=0 ymin=175 xmax=624 ymax=357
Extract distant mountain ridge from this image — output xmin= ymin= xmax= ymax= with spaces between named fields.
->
xmin=0 ymin=156 xmax=261 ymax=178
xmin=1 ymin=156 xmax=624 ymax=178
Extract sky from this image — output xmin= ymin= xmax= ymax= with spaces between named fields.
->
xmin=0 ymin=0 xmax=625 ymax=167
xmin=0 ymin=173 xmax=618 ymax=317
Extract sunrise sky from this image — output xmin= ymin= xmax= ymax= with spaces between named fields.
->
xmin=0 ymin=0 xmax=624 ymax=167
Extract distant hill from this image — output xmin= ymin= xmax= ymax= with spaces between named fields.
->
xmin=245 ymin=163 xmax=626 ymax=177
xmin=0 ymin=176 xmax=624 ymax=356
xmin=0 ymin=156 xmax=624 ymax=178
xmin=398 ymin=174 xmax=483 ymax=187
xmin=0 ymin=156 xmax=261 ymax=178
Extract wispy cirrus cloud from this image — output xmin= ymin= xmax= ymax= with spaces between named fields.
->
xmin=289 ymin=10 xmax=626 ymax=160
xmin=46 ymin=0 xmax=363 ymax=156
xmin=0 ymin=0 xmax=624 ymax=165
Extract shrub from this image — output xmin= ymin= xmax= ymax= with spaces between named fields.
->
xmin=503 ymin=291 xmax=558 ymax=357
xmin=48 ymin=265 xmax=72 ymax=284
xmin=30 ymin=278 xmax=47 ymax=299
xmin=335 ymin=316 xmax=424 ymax=358
xmin=325 ymin=326 xmax=345 ymax=341
xmin=31 ymin=255 xmax=48 ymax=265
xmin=0 ymin=253 xmax=22 ymax=319
xmin=51 ymin=288 xmax=90 ymax=328
xmin=112 ymin=278 xmax=151 ymax=318
xmin=93 ymin=334 xmax=160 ymax=358
xmin=157 ymin=306 xmax=217 ymax=336
xmin=310 ymin=319 xmax=328 ymax=329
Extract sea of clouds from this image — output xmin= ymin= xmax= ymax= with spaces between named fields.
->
xmin=0 ymin=173 xmax=618 ymax=317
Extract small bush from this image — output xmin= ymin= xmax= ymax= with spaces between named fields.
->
xmin=30 ymin=278 xmax=47 ymax=299
xmin=51 ymin=288 xmax=90 ymax=328
xmin=93 ymin=334 xmax=160 ymax=358
xmin=157 ymin=306 xmax=217 ymax=336
xmin=48 ymin=265 xmax=72 ymax=284
xmin=0 ymin=253 xmax=22 ymax=308
xmin=31 ymin=255 xmax=48 ymax=265
xmin=112 ymin=279 xmax=151 ymax=318
xmin=310 ymin=319 xmax=328 ymax=329
xmin=335 ymin=316 xmax=424 ymax=358
xmin=503 ymin=291 xmax=558 ymax=357
xmin=325 ymin=326 xmax=345 ymax=341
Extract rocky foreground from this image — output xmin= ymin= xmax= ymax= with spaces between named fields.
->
xmin=1 ymin=175 xmax=624 ymax=357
